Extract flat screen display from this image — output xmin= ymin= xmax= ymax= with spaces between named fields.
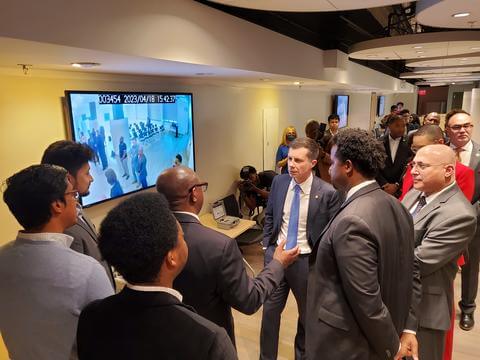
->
xmin=65 ymin=91 xmax=195 ymax=207
xmin=377 ymin=95 xmax=385 ymax=116
xmin=333 ymin=95 xmax=349 ymax=128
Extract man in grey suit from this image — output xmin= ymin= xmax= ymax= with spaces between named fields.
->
xmin=156 ymin=166 xmax=299 ymax=345
xmin=402 ymin=144 xmax=476 ymax=360
xmin=42 ymin=140 xmax=115 ymax=288
xmin=0 ymin=165 xmax=113 ymax=360
xmin=445 ymin=109 xmax=480 ymax=330
xmin=306 ymin=129 xmax=415 ymax=360
xmin=261 ymin=137 xmax=341 ymax=360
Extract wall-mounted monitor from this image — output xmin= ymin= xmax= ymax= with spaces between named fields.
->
xmin=377 ymin=95 xmax=385 ymax=117
xmin=65 ymin=91 xmax=195 ymax=207
xmin=332 ymin=95 xmax=349 ymax=128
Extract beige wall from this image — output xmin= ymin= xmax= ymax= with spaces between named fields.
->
xmin=0 ymin=69 xmax=381 ymax=244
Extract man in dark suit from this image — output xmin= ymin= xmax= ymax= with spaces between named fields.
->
xmin=156 ymin=166 xmax=299 ymax=345
xmin=402 ymin=144 xmax=476 ymax=360
xmin=41 ymin=140 xmax=115 ymax=288
xmin=377 ymin=114 xmax=413 ymax=197
xmin=77 ymin=193 xmax=237 ymax=360
xmin=445 ymin=109 xmax=480 ymax=330
xmin=306 ymin=129 xmax=415 ymax=360
xmin=261 ymin=137 xmax=341 ymax=360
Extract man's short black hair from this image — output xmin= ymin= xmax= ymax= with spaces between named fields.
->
xmin=390 ymin=105 xmax=398 ymax=112
xmin=445 ymin=109 xmax=471 ymax=127
xmin=41 ymin=140 xmax=93 ymax=176
xmin=387 ymin=114 xmax=405 ymax=126
xmin=397 ymin=102 xmax=404 ymax=106
xmin=240 ymin=165 xmax=257 ymax=180
xmin=332 ymin=129 xmax=386 ymax=178
xmin=399 ymin=109 xmax=410 ymax=116
xmin=175 ymin=154 xmax=182 ymax=163
xmin=328 ymin=114 xmax=340 ymax=122
xmin=3 ymin=164 xmax=68 ymax=230
xmin=98 ymin=192 xmax=178 ymax=284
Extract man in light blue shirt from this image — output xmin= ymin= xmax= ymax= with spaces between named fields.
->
xmin=0 ymin=164 xmax=113 ymax=360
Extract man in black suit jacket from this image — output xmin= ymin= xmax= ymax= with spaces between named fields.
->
xmin=77 ymin=193 xmax=237 ymax=360
xmin=156 ymin=166 xmax=299 ymax=345
xmin=261 ymin=137 xmax=341 ymax=360
xmin=41 ymin=140 xmax=115 ymax=288
xmin=377 ymin=114 xmax=413 ymax=197
xmin=306 ymin=129 xmax=415 ymax=360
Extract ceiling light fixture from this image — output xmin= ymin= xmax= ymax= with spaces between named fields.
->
xmin=260 ymin=78 xmax=271 ymax=81
xmin=366 ymin=55 xmax=377 ymax=58
xmin=416 ymin=51 xmax=425 ymax=54
xmin=413 ymin=46 xmax=423 ymax=49
xmin=71 ymin=62 xmax=101 ymax=68
xmin=460 ymin=58 xmax=468 ymax=61
xmin=452 ymin=12 xmax=470 ymax=18
xmin=471 ymin=47 xmax=480 ymax=50
xmin=419 ymin=55 xmax=427 ymax=58
xmin=294 ymin=81 xmax=302 ymax=85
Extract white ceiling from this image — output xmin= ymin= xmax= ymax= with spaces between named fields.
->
xmin=400 ymin=72 xmax=474 ymax=79
xmin=412 ymin=65 xmax=480 ymax=74
xmin=416 ymin=0 xmax=480 ymax=29
xmin=406 ymin=54 xmax=480 ymax=67
xmin=349 ymin=31 xmax=480 ymax=60
xmin=206 ymin=0 xmax=410 ymax=12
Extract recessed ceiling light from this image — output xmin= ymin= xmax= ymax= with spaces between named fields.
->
xmin=413 ymin=46 xmax=423 ymax=49
xmin=294 ymin=81 xmax=301 ymax=85
xmin=366 ymin=55 xmax=377 ymax=58
xmin=70 ymin=62 xmax=101 ymax=68
xmin=419 ymin=55 xmax=427 ymax=58
xmin=452 ymin=12 xmax=470 ymax=18
xmin=471 ymin=47 xmax=480 ymax=50
xmin=452 ymin=82 xmax=456 ymax=84
xmin=260 ymin=78 xmax=271 ymax=81
xmin=461 ymin=58 xmax=468 ymax=61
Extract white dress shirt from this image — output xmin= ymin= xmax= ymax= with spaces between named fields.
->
xmin=173 ymin=211 xmax=200 ymax=221
xmin=126 ymin=283 xmax=183 ymax=302
xmin=277 ymin=173 xmax=313 ymax=254
xmin=409 ymin=182 xmax=457 ymax=214
xmin=345 ymin=180 xmax=377 ymax=202
xmin=389 ymin=135 xmax=401 ymax=163
xmin=450 ymin=140 xmax=472 ymax=167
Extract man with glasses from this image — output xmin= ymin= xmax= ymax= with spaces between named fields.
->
xmin=0 ymin=164 xmax=113 ymax=360
xmin=402 ymin=145 xmax=476 ymax=360
xmin=42 ymin=140 xmax=115 ymax=288
xmin=445 ymin=109 xmax=480 ymax=331
xmin=400 ymin=125 xmax=474 ymax=202
xmin=156 ymin=166 xmax=299 ymax=346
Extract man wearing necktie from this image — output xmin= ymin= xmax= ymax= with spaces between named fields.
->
xmin=260 ymin=137 xmax=341 ymax=360
xmin=41 ymin=140 xmax=115 ymax=289
xmin=402 ymin=144 xmax=476 ymax=360
xmin=445 ymin=109 xmax=480 ymax=331
xmin=306 ymin=129 xmax=415 ymax=360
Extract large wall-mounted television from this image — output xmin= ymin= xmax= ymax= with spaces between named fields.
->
xmin=377 ymin=95 xmax=385 ymax=117
xmin=332 ymin=95 xmax=349 ymax=128
xmin=65 ymin=91 xmax=195 ymax=207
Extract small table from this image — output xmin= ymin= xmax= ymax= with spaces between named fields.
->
xmin=199 ymin=213 xmax=256 ymax=238
xmin=200 ymin=213 xmax=258 ymax=275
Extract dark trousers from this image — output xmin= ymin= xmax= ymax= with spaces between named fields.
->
xmin=460 ymin=227 xmax=480 ymax=314
xmin=417 ymin=327 xmax=445 ymax=360
xmin=260 ymin=246 xmax=308 ymax=360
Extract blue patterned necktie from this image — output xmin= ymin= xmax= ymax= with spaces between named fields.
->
xmin=286 ymin=184 xmax=301 ymax=250
xmin=411 ymin=195 xmax=426 ymax=218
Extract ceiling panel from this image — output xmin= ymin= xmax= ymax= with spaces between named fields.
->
xmin=416 ymin=0 xmax=480 ymax=29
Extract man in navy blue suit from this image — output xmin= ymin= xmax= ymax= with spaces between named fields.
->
xmin=260 ymin=137 xmax=342 ymax=360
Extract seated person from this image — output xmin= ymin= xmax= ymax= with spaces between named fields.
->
xmin=0 ymin=164 xmax=113 ymax=360
xmin=77 ymin=193 xmax=237 ymax=360
xmin=237 ymin=165 xmax=274 ymax=215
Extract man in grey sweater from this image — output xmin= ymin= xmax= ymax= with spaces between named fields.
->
xmin=0 ymin=164 xmax=113 ymax=360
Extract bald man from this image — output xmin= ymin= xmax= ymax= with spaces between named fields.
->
xmin=156 ymin=166 xmax=299 ymax=345
xmin=402 ymin=145 xmax=477 ymax=360
xmin=424 ymin=112 xmax=441 ymax=126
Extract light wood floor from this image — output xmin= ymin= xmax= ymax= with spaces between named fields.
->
xmin=234 ymin=243 xmax=480 ymax=360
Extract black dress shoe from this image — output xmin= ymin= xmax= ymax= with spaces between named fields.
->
xmin=460 ymin=313 xmax=475 ymax=331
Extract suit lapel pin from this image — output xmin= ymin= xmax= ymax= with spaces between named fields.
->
xmin=315 ymin=195 xmax=319 ymax=199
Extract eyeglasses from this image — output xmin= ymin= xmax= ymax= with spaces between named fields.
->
xmin=188 ymin=182 xmax=208 ymax=193
xmin=447 ymin=123 xmax=473 ymax=131
xmin=64 ymin=190 xmax=80 ymax=200
xmin=409 ymin=161 xmax=445 ymax=171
